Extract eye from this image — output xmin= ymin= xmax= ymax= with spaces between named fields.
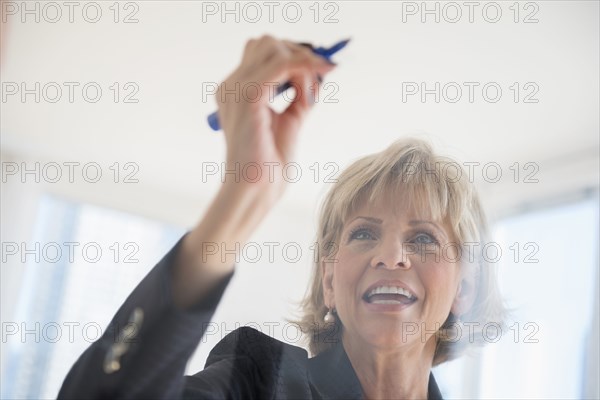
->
xmin=348 ymin=226 xmax=377 ymax=241
xmin=412 ymin=232 xmax=439 ymax=245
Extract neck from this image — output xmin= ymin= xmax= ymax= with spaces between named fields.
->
xmin=341 ymin=333 xmax=437 ymax=400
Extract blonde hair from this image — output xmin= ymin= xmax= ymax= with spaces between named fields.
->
xmin=292 ymin=137 xmax=507 ymax=366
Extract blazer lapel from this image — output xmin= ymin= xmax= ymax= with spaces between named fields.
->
xmin=427 ymin=372 xmax=443 ymax=399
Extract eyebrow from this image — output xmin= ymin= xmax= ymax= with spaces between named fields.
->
xmin=349 ymin=216 xmax=383 ymax=224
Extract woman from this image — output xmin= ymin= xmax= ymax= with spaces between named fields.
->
xmin=58 ymin=36 xmax=505 ymax=399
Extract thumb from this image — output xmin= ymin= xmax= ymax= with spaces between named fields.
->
xmin=283 ymin=72 xmax=316 ymax=122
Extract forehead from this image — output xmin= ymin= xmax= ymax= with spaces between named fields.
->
xmin=344 ymin=187 xmax=439 ymax=225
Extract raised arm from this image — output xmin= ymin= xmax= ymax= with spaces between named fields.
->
xmin=57 ymin=36 xmax=336 ymax=399
xmin=173 ymin=36 xmax=336 ymax=308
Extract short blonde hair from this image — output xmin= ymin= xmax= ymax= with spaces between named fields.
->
xmin=292 ymin=137 xmax=507 ymax=366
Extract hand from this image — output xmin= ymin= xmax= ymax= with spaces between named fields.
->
xmin=215 ymin=35 xmax=337 ymax=201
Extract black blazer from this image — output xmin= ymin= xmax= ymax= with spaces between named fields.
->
xmin=58 ymin=235 xmax=444 ymax=399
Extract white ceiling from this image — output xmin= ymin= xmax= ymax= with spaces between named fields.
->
xmin=2 ymin=1 xmax=599 ymax=218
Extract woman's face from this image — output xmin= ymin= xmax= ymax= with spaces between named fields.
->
xmin=322 ymin=194 xmax=466 ymax=351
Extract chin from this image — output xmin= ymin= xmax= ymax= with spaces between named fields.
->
xmin=357 ymin=320 xmax=423 ymax=350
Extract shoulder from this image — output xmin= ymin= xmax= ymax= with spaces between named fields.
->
xmin=186 ymin=327 xmax=311 ymax=399
xmin=206 ymin=326 xmax=308 ymax=367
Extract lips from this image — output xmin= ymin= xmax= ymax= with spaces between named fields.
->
xmin=362 ymin=280 xmax=418 ymax=306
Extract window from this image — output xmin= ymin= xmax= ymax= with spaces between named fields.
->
xmin=1 ymin=195 xmax=184 ymax=399
xmin=435 ymin=195 xmax=599 ymax=399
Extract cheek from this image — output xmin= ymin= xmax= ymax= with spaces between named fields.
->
xmin=332 ymin=251 xmax=364 ymax=305
xmin=420 ymin=261 xmax=460 ymax=305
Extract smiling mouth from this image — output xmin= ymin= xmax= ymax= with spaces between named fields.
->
xmin=362 ymin=286 xmax=418 ymax=305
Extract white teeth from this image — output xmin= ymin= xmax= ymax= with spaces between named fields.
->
xmin=370 ymin=299 xmax=404 ymax=304
xmin=367 ymin=285 xmax=415 ymax=300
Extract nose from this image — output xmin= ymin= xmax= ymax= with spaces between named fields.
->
xmin=370 ymin=238 xmax=412 ymax=270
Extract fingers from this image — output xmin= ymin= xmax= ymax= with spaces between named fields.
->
xmin=286 ymin=69 xmax=315 ymax=117
xmin=241 ymin=35 xmax=281 ymax=68
xmin=216 ymin=36 xmax=338 ymax=178
xmin=221 ymin=35 xmax=336 ymax=120
xmin=263 ymin=40 xmax=334 ymax=81
xmin=239 ymin=35 xmax=335 ymax=87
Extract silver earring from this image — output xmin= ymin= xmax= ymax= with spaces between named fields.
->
xmin=324 ymin=307 xmax=336 ymax=323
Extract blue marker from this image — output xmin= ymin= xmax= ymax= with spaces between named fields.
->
xmin=207 ymin=38 xmax=350 ymax=131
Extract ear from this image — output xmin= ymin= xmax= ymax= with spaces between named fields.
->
xmin=451 ymin=272 xmax=477 ymax=317
xmin=321 ymin=257 xmax=335 ymax=308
